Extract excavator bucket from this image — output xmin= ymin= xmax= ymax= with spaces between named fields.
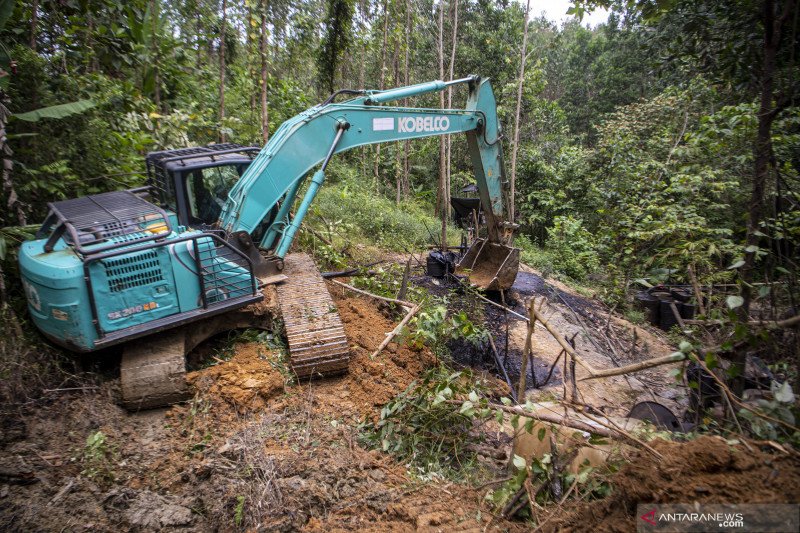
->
xmin=455 ymin=238 xmax=520 ymax=291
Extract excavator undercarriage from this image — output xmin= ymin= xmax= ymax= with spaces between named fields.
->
xmin=120 ymin=253 xmax=349 ymax=409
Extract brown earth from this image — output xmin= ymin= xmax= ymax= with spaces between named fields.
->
xmin=544 ymin=436 xmax=800 ymax=532
xmin=1 ymin=267 xmax=797 ymax=532
xmin=0 ymin=290 xmax=523 ymax=532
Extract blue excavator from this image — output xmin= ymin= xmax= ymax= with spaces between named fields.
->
xmin=18 ymin=75 xmax=519 ymax=409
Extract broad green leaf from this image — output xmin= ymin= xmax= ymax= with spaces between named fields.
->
xmin=459 ymin=400 xmax=473 ymax=414
xmin=744 ymin=245 xmax=759 ymax=253
xmin=537 ymin=427 xmax=546 ymax=442
xmin=468 ymin=390 xmax=479 ymax=403
xmin=13 ymin=100 xmax=96 ymax=122
xmin=512 ymin=454 xmax=526 ymax=470
xmin=727 ymin=260 xmax=745 ymax=270
xmin=726 ymin=295 xmax=744 ymax=309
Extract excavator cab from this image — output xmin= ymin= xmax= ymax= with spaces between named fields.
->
xmin=145 ymin=144 xmax=260 ymax=229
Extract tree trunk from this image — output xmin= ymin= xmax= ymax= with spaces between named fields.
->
xmin=29 ymin=0 xmax=38 ymax=51
xmin=437 ymin=0 xmax=446 ymax=248
xmin=260 ymin=0 xmax=270 ymax=143
xmin=0 ymin=102 xmax=26 ymax=226
xmin=442 ymin=0 xmax=458 ymax=249
xmin=400 ymin=0 xmax=411 ymax=202
xmin=151 ymin=0 xmax=162 ymax=111
xmin=374 ymin=0 xmax=389 ymax=193
xmin=737 ymin=0 xmax=796 ymax=394
xmin=509 ymin=0 xmax=531 ymax=224
xmin=219 ymin=0 xmax=228 ymax=143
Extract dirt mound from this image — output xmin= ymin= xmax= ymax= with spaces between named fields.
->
xmin=188 ymin=343 xmax=285 ymax=412
xmin=314 ymin=294 xmax=437 ymax=421
xmin=550 ymin=436 xmax=800 ymax=532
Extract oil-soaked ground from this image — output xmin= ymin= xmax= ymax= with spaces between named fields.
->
xmin=410 ymin=270 xmax=580 ymax=393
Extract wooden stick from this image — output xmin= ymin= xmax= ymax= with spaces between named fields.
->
xmin=577 ymin=409 xmax=663 ymax=459
xmin=369 ymin=304 xmax=421 ymax=359
xmin=669 ymin=302 xmax=687 ymax=329
xmin=42 ymin=386 xmax=99 ymax=393
xmin=578 ymin=352 xmax=686 ymax=381
xmin=471 ymin=288 xmax=536 ymax=325
xmin=300 ymin=224 xmax=334 ymax=247
xmin=528 ymin=304 xmax=597 ymax=376
xmin=487 ymin=332 xmax=517 ymax=403
xmin=517 ymin=298 xmax=536 ymax=399
xmin=687 ymin=264 xmax=706 ymax=316
xmin=329 ymin=279 xmax=414 ymax=308
xmin=683 ymin=315 xmax=800 ymax=329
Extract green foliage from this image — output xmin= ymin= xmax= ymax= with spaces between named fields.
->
xmin=401 ymin=303 xmax=489 ymax=356
xmin=545 ymin=215 xmax=599 ymax=281
xmin=311 ymin=179 xmax=461 ymax=251
xmin=80 ymin=431 xmax=116 ymax=483
xmin=361 ymin=366 xmax=490 ymax=479
xmin=233 ymin=495 xmax=246 ymax=526
xmin=739 ymin=381 xmax=799 ymax=444
xmin=12 ymin=99 xmax=96 ymax=122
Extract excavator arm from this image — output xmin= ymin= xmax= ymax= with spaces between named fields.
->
xmin=220 ymin=75 xmax=518 ymax=290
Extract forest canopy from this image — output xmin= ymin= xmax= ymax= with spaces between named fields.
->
xmin=0 ymin=0 xmax=797 ymax=315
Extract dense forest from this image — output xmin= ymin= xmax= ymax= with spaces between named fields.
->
xmin=1 ymin=0 xmax=798 ymax=310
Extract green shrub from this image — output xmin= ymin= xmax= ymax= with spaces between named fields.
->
xmin=545 ymin=215 xmax=600 ymax=281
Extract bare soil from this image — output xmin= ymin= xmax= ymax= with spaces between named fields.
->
xmin=546 ymin=436 xmax=800 ymax=532
xmin=0 ymin=290 xmax=522 ymax=532
xmin=0 ymin=261 xmax=796 ymax=532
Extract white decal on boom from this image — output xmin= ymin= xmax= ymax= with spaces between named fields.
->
xmin=372 ymin=117 xmax=395 ymax=131
xmin=398 ymin=116 xmax=450 ymax=133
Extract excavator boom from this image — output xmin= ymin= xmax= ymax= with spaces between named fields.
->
xmin=218 ymin=75 xmax=518 ymax=290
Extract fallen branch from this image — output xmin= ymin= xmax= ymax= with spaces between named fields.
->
xmin=369 ymin=304 xmax=421 ymax=359
xmin=329 ymin=279 xmax=414 ymax=308
xmin=300 ymin=224 xmax=334 ymax=247
xmin=487 ymin=332 xmax=517 ymax=403
xmin=578 ymin=352 xmax=687 ymax=381
xmin=576 ymin=409 xmax=664 ymax=460
xmin=42 ymin=386 xmax=99 ymax=393
xmin=528 ymin=304 xmax=597 ymax=376
xmin=470 ymin=288 xmax=535 ymax=325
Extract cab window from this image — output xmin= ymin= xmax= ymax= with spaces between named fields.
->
xmin=185 ymin=164 xmax=242 ymax=225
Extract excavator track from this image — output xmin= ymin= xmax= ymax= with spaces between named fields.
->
xmin=121 ymin=332 xmax=189 ymax=411
xmin=277 ymin=253 xmax=350 ymax=379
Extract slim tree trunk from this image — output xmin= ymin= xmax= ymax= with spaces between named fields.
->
xmin=737 ymin=0 xmax=796 ymax=395
xmin=441 ymin=0 xmax=458 ymax=249
xmin=437 ymin=0 xmax=446 ymax=244
xmin=219 ymin=0 xmax=228 ymax=143
xmin=0 ymin=102 xmax=26 ymax=226
xmin=400 ymin=0 xmax=411 ymax=202
xmin=374 ymin=0 xmax=389 ymax=193
xmin=29 ymin=0 xmax=38 ymax=50
xmin=150 ymin=0 xmax=162 ymax=110
xmin=260 ymin=0 xmax=270 ymax=143
xmin=509 ymin=0 xmax=531 ymax=223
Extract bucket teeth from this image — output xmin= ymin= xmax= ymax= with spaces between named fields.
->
xmin=277 ymin=253 xmax=350 ymax=378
